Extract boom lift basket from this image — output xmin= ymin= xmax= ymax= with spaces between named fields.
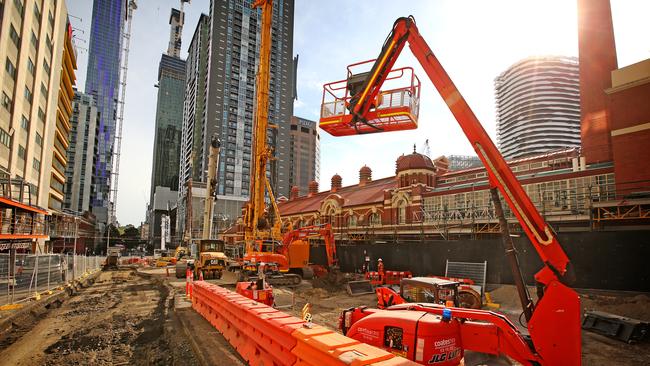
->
xmin=319 ymin=60 xmax=421 ymax=136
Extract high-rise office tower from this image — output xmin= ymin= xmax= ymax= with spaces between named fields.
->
xmin=85 ymin=0 xmax=126 ymax=224
xmin=65 ymin=92 xmax=99 ymax=214
xmin=0 ymin=0 xmax=76 ymax=210
xmin=190 ymin=0 xmax=295 ymax=220
xmin=495 ymin=56 xmax=581 ymax=160
xmin=178 ymin=14 xmax=210 ymax=237
xmin=289 ymin=116 xmax=319 ymax=195
xmin=150 ymin=8 xmax=186 ymax=203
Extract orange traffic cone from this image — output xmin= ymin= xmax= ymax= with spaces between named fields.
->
xmin=189 ymin=270 xmax=194 ymax=299
xmin=185 ymin=267 xmax=191 ymax=297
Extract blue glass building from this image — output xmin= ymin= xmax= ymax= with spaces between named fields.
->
xmin=85 ymin=0 xmax=126 ymax=223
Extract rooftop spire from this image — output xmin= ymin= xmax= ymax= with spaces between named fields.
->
xmin=167 ymin=1 xmax=189 ymax=58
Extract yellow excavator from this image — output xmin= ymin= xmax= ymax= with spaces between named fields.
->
xmin=194 ymin=135 xmax=229 ymax=280
xmin=175 ymin=136 xmax=228 ymax=279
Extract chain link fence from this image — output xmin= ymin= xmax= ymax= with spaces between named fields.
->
xmin=0 ymin=253 xmax=105 ymax=307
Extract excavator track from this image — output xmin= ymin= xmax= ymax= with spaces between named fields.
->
xmin=266 ymin=273 xmax=302 ymax=286
xmin=239 ymin=272 xmax=302 ymax=287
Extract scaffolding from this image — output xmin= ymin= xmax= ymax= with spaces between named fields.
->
xmin=447 ymin=155 xmax=482 ymax=171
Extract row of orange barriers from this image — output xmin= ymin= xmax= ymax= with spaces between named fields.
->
xmin=191 ymin=281 xmax=417 ymax=365
xmin=365 ymin=270 xmax=413 ymax=286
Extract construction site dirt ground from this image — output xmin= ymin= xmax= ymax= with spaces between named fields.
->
xmin=1 ymin=266 xmax=648 ymax=365
xmin=0 ymin=268 xmax=242 ymax=366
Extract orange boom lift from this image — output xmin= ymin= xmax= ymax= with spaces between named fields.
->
xmin=321 ymin=16 xmax=580 ymax=366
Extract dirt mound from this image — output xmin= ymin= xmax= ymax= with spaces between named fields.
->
xmin=582 ymin=293 xmax=650 ymax=321
xmin=301 ymin=288 xmax=331 ymax=299
xmin=486 ymin=284 xmax=537 ymax=310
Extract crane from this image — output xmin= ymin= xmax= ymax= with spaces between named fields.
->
xmin=242 ymin=0 xmax=281 ymax=246
xmin=419 ymin=138 xmax=431 ymax=157
xmin=238 ymin=0 xmax=303 ymax=286
xmin=322 ymin=16 xmax=580 ymax=366
xmin=192 ymin=135 xmax=228 ymax=280
xmin=202 ymin=135 xmax=220 ymax=240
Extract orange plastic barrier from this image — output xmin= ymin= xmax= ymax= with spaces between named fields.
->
xmin=292 ymin=324 xmax=410 ymax=366
xmin=192 ymin=281 xmax=302 ymax=365
xmin=191 ymin=282 xmax=418 ymax=366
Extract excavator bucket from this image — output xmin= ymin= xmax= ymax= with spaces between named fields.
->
xmin=346 ymin=280 xmax=374 ymax=296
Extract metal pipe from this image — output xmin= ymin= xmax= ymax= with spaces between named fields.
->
xmin=490 ymin=187 xmax=534 ymax=322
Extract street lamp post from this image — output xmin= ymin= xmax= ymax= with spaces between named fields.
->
xmin=73 ymin=217 xmax=78 ymax=281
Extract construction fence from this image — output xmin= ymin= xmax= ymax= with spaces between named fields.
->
xmin=0 ymin=253 xmax=105 ymax=307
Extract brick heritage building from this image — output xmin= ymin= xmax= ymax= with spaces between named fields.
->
xmin=276 ymin=145 xmax=649 ymax=243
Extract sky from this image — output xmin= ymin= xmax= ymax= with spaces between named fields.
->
xmin=65 ymin=0 xmax=650 ymax=226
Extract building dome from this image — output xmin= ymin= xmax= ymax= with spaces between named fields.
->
xmin=290 ymin=186 xmax=300 ymax=200
xmin=331 ymin=174 xmax=342 ymax=191
xmin=395 ymin=151 xmax=435 ymax=173
xmin=359 ymin=165 xmax=372 ymax=183
xmin=308 ymin=180 xmax=319 ymax=195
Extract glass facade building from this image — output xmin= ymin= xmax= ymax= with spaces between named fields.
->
xmin=65 ymin=92 xmax=99 ymax=214
xmin=84 ymin=0 xmax=126 ymax=221
xmin=289 ymin=116 xmax=319 ymax=195
xmin=179 ymin=0 xmax=295 ymax=223
xmin=150 ymin=54 xmax=186 ymax=199
xmin=208 ymin=0 xmax=294 ymax=216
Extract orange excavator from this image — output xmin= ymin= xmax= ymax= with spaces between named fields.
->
xmin=280 ymin=223 xmax=338 ymax=269
xmin=239 ymin=223 xmax=338 ymax=286
xmin=322 ymin=16 xmax=580 ymax=366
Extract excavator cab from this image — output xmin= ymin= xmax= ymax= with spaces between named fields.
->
xmin=400 ymin=277 xmax=460 ymax=306
xmin=320 ymin=60 xmax=421 ymax=136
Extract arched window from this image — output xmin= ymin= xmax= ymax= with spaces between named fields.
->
xmin=369 ymin=212 xmax=381 ymax=227
xmin=397 ymin=200 xmax=407 ymax=224
xmin=321 ymin=199 xmax=339 ymax=225
xmin=348 ymin=215 xmax=357 ymax=227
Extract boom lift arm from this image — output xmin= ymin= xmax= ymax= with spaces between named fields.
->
xmin=336 ymin=16 xmax=580 ymax=365
xmin=349 ymin=16 xmax=573 ymax=289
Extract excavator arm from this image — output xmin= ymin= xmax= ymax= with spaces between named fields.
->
xmin=281 ymin=224 xmax=338 ymax=268
xmin=337 ymin=16 xmax=581 ymax=365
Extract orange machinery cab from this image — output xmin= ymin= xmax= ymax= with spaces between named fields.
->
xmin=235 ymin=281 xmax=274 ymax=307
xmin=283 ymin=238 xmax=310 ymax=270
xmin=243 ymin=238 xmax=309 ymax=272
xmin=341 ymin=307 xmax=463 ymax=365
xmin=319 ymin=60 xmax=421 ymax=136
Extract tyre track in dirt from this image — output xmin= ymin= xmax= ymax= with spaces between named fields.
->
xmin=0 ymin=268 xmax=198 ymax=366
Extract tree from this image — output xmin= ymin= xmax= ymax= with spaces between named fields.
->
xmin=122 ymin=225 xmax=140 ymax=239
xmin=104 ymin=224 xmax=120 ymax=240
